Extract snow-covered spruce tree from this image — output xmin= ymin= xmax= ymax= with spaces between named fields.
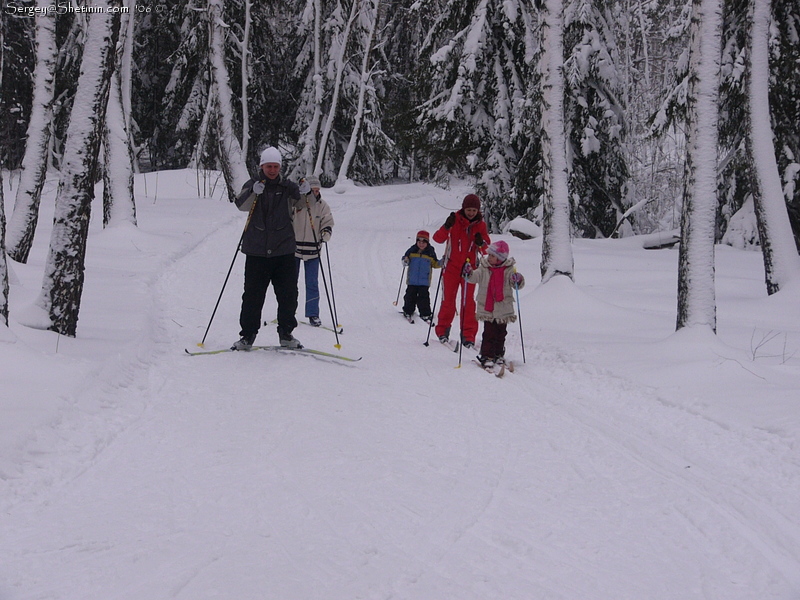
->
xmin=314 ymin=0 xmax=359 ymax=178
xmin=562 ymin=0 xmax=629 ymax=238
xmin=378 ymin=0 xmax=443 ymax=182
xmin=603 ymin=0 xmax=686 ymax=235
xmin=745 ymin=0 xmax=800 ymax=292
xmin=336 ymin=0 xmax=381 ymax=184
xmin=715 ymin=0 xmax=752 ymax=245
xmin=133 ymin=2 xmax=207 ymax=170
xmin=539 ymin=0 xmax=575 ymax=283
xmin=334 ymin=0 xmax=395 ymax=184
xmin=242 ymin=5 xmax=300 ymax=167
xmin=5 ymin=2 xmax=58 ymax=264
xmin=236 ymin=0 xmax=252 ymax=158
xmin=291 ymin=0 xmax=326 ymax=179
xmin=0 ymin=10 xmax=35 ymax=171
xmin=769 ymin=0 xmax=800 ymax=251
xmin=416 ymin=0 xmax=533 ymax=231
xmin=103 ymin=70 xmax=137 ymax=227
xmin=34 ymin=6 xmax=121 ymax=337
xmin=291 ymin=0 xmax=394 ymax=184
xmin=676 ymin=0 xmax=722 ymax=332
xmin=208 ymin=0 xmax=249 ymax=199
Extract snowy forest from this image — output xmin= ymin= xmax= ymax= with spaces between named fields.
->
xmin=1 ymin=0 xmax=799 ymax=336
xmin=3 ymin=4 xmax=800 ymax=595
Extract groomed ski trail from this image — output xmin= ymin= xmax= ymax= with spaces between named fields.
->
xmin=1 ymin=181 xmax=799 ymax=600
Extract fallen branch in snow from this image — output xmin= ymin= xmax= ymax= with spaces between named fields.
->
xmin=714 ymin=355 xmax=767 ymax=381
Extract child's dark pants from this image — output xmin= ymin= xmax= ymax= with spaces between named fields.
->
xmin=479 ymin=320 xmax=508 ymax=359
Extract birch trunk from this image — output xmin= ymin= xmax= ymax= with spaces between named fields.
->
xmin=676 ymin=0 xmax=722 ymax=332
xmin=34 ymin=5 xmax=121 ymax=337
xmin=539 ymin=0 xmax=574 ymax=283
xmin=313 ymin=0 xmax=358 ymax=177
xmin=103 ymin=70 xmax=137 ymax=227
xmin=240 ymin=0 xmax=251 ymax=157
xmin=208 ymin=0 xmax=250 ymax=201
xmin=336 ymin=0 xmax=379 ymax=184
xmin=119 ymin=0 xmax=138 ymax=172
xmin=6 ymin=2 xmax=58 ymax=264
xmin=0 ymin=26 xmax=7 ymax=326
xmin=747 ymin=0 xmax=800 ymax=294
xmin=1 ymin=169 xmax=8 ymax=327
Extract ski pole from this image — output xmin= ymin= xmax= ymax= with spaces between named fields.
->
xmin=324 ymin=241 xmax=341 ymax=328
xmin=456 ymin=258 xmax=470 ymax=368
xmin=514 ymin=266 xmax=526 ymax=364
xmin=197 ymin=193 xmax=258 ymax=347
xmin=393 ymin=264 xmax=407 ymax=306
xmin=423 ymin=266 xmax=444 ymax=346
xmin=304 ymin=192 xmax=341 ymax=348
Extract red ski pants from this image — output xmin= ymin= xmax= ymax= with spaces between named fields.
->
xmin=435 ymin=269 xmax=478 ymax=343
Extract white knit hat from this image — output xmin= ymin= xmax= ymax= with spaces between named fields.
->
xmin=259 ymin=146 xmax=282 ymax=166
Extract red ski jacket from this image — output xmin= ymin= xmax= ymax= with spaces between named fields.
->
xmin=433 ymin=209 xmax=491 ymax=276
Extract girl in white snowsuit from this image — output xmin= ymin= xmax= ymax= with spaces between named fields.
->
xmin=463 ymin=240 xmax=524 ymax=366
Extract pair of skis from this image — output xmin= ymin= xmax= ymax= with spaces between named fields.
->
xmin=399 ymin=311 xmax=432 ymax=326
xmin=472 ymin=359 xmax=515 ymax=378
xmin=185 ymin=345 xmax=360 ymax=362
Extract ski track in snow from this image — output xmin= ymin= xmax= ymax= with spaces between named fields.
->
xmin=1 ymin=178 xmax=799 ymax=599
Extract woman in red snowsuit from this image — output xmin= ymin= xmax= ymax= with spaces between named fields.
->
xmin=432 ymin=194 xmax=490 ymax=348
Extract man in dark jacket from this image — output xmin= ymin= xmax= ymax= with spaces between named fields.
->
xmin=232 ymin=147 xmax=309 ymax=350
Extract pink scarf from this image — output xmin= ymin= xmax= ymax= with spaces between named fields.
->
xmin=485 ymin=266 xmax=506 ymax=312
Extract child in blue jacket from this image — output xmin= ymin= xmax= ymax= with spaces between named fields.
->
xmin=401 ymin=230 xmax=440 ymax=323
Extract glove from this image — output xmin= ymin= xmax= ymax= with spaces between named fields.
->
xmin=320 ymin=230 xmax=331 ymax=243
xmin=474 ymin=232 xmax=484 ymax=247
xmin=402 ymin=257 xmax=409 ymax=266
xmin=511 ymin=273 xmax=524 ymax=286
xmin=252 ymin=181 xmax=265 ymax=194
xmin=462 ymin=262 xmax=473 ymax=277
xmin=444 ymin=212 xmax=456 ymax=229
xmin=299 ymin=179 xmax=311 ymax=195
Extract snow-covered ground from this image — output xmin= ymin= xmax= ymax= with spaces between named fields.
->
xmin=2 ymin=170 xmax=799 ymax=599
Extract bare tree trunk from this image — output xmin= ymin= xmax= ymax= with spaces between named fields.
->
xmin=34 ymin=5 xmax=121 ymax=337
xmin=747 ymin=0 xmax=800 ymax=294
xmin=676 ymin=0 xmax=722 ymax=332
xmin=539 ymin=0 xmax=574 ymax=283
xmin=337 ymin=0 xmax=380 ymax=184
xmin=208 ymin=0 xmax=250 ymax=201
xmin=6 ymin=2 xmax=58 ymax=264
xmin=103 ymin=70 xmax=137 ymax=227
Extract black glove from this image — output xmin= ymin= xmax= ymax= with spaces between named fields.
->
xmin=474 ymin=232 xmax=484 ymax=247
xmin=444 ymin=212 xmax=456 ymax=229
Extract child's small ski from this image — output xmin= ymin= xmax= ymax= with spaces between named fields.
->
xmin=472 ymin=359 xmax=512 ymax=377
xmin=399 ymin=311 xmax=415 ymax=324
